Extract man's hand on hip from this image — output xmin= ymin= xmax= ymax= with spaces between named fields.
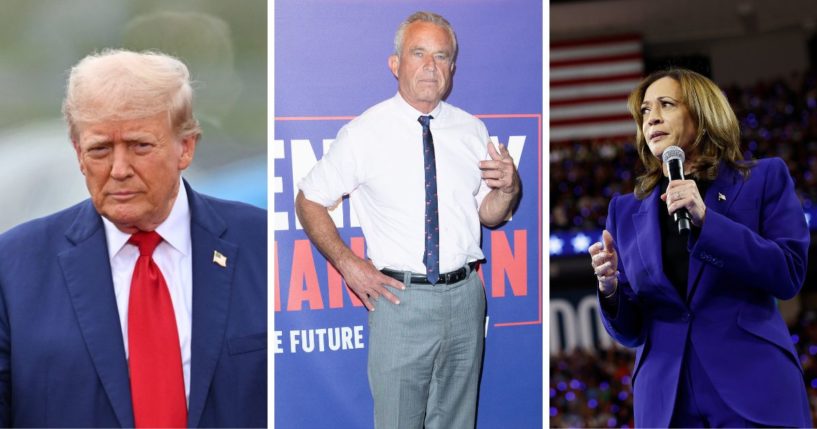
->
xmin=338 ymin=255 xmax=405 ymax=311
xmin=296 ymin=191 xmax=405 ymax=312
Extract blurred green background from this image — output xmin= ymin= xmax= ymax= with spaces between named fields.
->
xmin=0 ymin=0 xmax=267 ymax=232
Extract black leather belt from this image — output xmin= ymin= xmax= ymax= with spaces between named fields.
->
xmin=381 ymin=262 xmax=477 ymax=285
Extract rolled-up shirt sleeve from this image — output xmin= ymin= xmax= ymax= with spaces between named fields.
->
xmin=298 ymin=125 xmax=360 ymax=207
xmin=474 ymin=121 xmax=492 ymax=208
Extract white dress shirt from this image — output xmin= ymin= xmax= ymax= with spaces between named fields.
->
xmin=299 ymin=93 xmax=492 ymax=273
xmin=104 ymin=180 xmax=192 ymax=404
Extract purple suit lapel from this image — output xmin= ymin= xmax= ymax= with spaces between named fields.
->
xmin=631 ymin=164 xmax=748 ymax=304
xmin=632 ymin=187 xmax=682 ymax=304
xmin=687 ymin=164 xmax=746 ymax=301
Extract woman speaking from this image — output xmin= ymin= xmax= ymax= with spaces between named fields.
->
xmin=589 ymin=68 xmax=811 ymax=427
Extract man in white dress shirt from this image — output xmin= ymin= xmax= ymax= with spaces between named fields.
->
xmin=296 ymin=11 xmax=520 ymax=429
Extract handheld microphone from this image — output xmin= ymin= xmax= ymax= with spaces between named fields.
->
xmin=662 ymin=146 xmax=691 ymax=235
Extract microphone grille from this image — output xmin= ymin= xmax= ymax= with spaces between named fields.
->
xmin=662 ymin=145 xmax=685 ymax=164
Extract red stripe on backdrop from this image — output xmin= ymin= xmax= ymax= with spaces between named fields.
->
xmin=551 ymin=113 xmax=633 ymax=126
xmin=551 ymin=71 xmax=644 ymax=87
xmin=551 ymin=34 xmax=641 ymax=49
xmin=550 ymin=93 xmax=633 ymax=107
xmin=550 ymin=133 xmax=634 ymax=143
xmin=551 ymin=52 xmax=643 ymax=68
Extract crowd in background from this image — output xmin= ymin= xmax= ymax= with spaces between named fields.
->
xmin=550 ymin=68 xmax=817 ymax=232
xmin=551 ymin=310 xmax=817 ymax=427
xmin=550 ymin=347 xmax=635 ymax=428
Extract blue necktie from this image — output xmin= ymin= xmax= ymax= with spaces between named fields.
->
xmin=418 ymin=115 xmax=440 ymax=284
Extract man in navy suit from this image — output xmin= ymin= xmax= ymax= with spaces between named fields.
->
xmin=0 ymin=49 xmax=266 ymax=427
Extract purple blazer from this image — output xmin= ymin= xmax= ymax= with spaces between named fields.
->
xmin=600 ymin=158 xmax=811 ymax=427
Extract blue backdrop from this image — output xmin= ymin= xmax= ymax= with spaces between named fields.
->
xmin=273 ymin=1 xmax=542 ymax=427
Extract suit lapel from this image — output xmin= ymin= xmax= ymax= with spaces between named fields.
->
xmin=632 ymin=187 xmax=685 ymax=304
xmin=687 ymin=164 xmax=744 ymax=300
xmin=184 ymin=183 xmax=238 ymax=429
xmin=58 ymin=201 xmax=134 ymax=427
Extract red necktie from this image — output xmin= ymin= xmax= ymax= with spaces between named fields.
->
xmin=128 ymin=231 xmax=187 ymax=428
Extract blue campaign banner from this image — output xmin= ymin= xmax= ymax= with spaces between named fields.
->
xmin=273 ymin=1 xmax=542 ymax=427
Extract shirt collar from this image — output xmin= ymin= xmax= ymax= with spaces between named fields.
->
xmin=392 ymin=92 xmax=444 ymax=122
xmin=103 ymin=178 xmax=192 ymax=259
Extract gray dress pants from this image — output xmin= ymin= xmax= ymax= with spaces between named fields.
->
xmin=368 ymin=268 xmax=486 ymax=429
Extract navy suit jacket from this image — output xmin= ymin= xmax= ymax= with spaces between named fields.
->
xmin=0 ymin=181 xmax=267 ymax=427
xmin=600 ymin=158 xmax=810 ymax=427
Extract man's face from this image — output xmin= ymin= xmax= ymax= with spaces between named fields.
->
xmin=389 ymin=21 xmax=455 ymax=113
xmin=73 ymin=112 xmax=196 ymax=233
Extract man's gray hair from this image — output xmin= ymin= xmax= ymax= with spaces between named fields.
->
xmin=393 ymin=11 xmax=457 ymax=62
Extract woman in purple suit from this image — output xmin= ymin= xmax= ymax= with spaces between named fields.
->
xmin=589 ymin=68 xmax=811 ymax=427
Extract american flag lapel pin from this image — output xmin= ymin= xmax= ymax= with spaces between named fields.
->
xmin=213 ymin=250 xmax=227 ymax=268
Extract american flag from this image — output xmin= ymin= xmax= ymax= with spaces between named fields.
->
xmin=550 ymin=34 xmax=644 ymax=142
